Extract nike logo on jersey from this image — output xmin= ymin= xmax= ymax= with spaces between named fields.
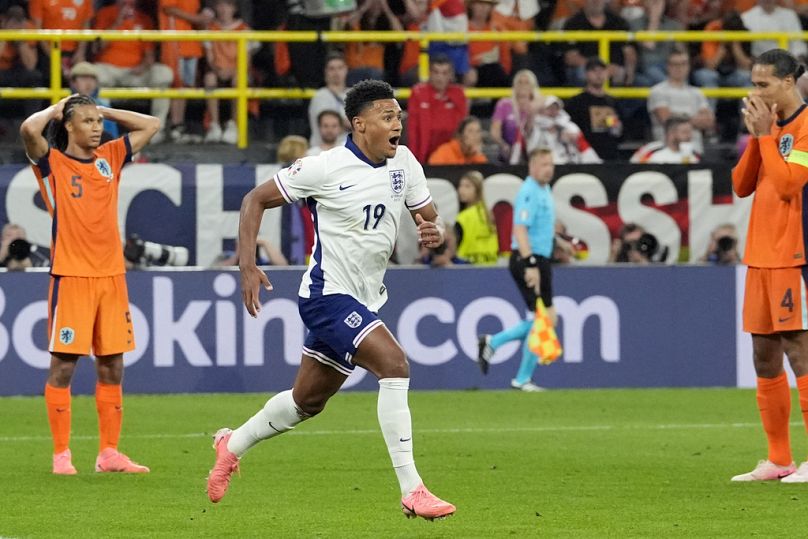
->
xmin=399 ymin=437 xmax=411 ymax=442
xmin=339 ymin=184 xmax=355 ymax=190
xmin=779 ymin=316 xmax=793 ymax=323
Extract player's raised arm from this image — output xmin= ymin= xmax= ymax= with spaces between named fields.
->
xmin=238 ymin=178 xmax=289 ymax=317
xmin=411 ymin=203 xmax=445 ymax=249
xmin=97 ymin=106 xmax=160 ymax=154
xmin=731 ymin=139 xmax=761 ymax=197
xmin=19 ymin=94 xmax=74 ymax=162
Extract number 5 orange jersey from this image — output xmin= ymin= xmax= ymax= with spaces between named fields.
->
xmin=32 ymin=135 xmax=132 ymax=277
xmin=733 ymin=105 xmax=808 ymax=268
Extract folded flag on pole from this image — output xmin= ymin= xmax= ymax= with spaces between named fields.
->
xmin=528 ymin=299 xmax=562 ymax=365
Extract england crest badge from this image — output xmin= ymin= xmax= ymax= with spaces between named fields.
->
xmin=390 ymin=169 xmax=405 ymax=194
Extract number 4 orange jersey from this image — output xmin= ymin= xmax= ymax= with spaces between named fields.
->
xmin=32 ymin=136 xmax=132 ymax=277
xmin=733 ymin=105 xmax=808 ymax=268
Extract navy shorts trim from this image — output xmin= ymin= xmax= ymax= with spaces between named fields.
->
xmin=299 ymin=293 xmax=383 ymax=375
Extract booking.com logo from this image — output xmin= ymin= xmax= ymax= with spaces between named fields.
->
xmin=0 ymin=274 xmax=621 ymax=389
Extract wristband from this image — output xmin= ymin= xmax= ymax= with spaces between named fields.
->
xmin=525 ymin=254 xmax=540 ymax=268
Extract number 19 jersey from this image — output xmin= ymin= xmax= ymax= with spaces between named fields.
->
xmin=274 ymin=136 xmax=432 ymax=312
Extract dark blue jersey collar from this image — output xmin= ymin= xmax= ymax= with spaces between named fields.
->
xmin=777 ymin=103 xmax=807 ymax=127
xmin=345 ymin=134 xmax=386 ymax=168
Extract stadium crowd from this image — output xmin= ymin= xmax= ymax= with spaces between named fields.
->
xmin=0 ymin=0 xmax=800 ymax=269
xmin=0 ymin=0 xmax=806 ymax=160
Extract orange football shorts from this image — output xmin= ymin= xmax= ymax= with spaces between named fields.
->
xmin=743 ymin=266 xmax=808 ymax=334
xmin=47 ymin=274 xmax=135 ymax=356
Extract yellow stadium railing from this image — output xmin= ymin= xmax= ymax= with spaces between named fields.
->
xmin=0 ymin=29 xmax=797 ymax=148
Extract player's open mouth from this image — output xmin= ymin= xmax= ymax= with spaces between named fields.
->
xmin=389 ymin=136 xmax=400 ymax=146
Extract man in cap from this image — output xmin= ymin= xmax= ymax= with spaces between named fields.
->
xmin=69 ymin=62 xmax=119 ymax=141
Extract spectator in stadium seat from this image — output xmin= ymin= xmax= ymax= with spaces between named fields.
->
xmin=465 ymin=0 xmax=512 ymax=88
xmin=425 ymin=0 xmax=470 ymax=78
xmin=565 ymin=57 xmax=624 ymax=161
xmin=526 ymin=96 xmax=602 ymax=164
xmin=628 ymin=0 xmax=684 ymax=86
xmin=454 ymin=170 xmax=499 ymax=265
xmin=730 ymin=48 xmax=808 ymax=483
xmin=203 ymin=0 xmax=257 ymax=144
xmin=630 ymin=115 xmax=700 ymax=163
xmin=560 ymin=0 xmax=638 ymax=86
xmin=277 ymin=134 xmax=309 ymax=164
xmin=477 ymin=148 xmax=558 ymax=390
xmin=93 ymin=0 xmax=174 ymax=143
xmin=692 ymin=11 xmax=752 ymax=105
xmin=308 ymin=52 xmax=351 ymax=148
xmin=69 ymin=62 xmax=118 ymax=141
xmin=407 ymin=55 xmax=468 ymax=163
xmin=428 ymin=116 xmax=488 ymax=165
xmin=20 ymin=94 xmax=160 ymax=476
xmin=488 ymin=0 xmax=538 ymax=75
xmin=396 ymin=0 xmax=429 ymax=86
xmin=0 ymin=6 xmax=42 ymax=118
xmin=742 ymin=0 xmax=807 ymax=60
xmin=490 ymin=69 xmax=544 ymax=164
xmin=339 ymin=0 xmax=403 ymax=86
xmin=158 ymin=0 xmax=215 ymax=143
xmin=647 ymin=49 xmax=714 ymax=154
xmin=29 ymin=0 xmax=92 ymax=76
xmin=306 ymin=110 xmax=345 ymax=156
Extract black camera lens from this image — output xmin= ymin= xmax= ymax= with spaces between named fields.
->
xmin=716 ymin=236 xmax=736 ymax=252
xmin=7 ymin=238 xmax=31 ymax=261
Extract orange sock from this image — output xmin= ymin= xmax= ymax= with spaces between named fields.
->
xmin=96 ymin=383 xmax=123 ymax=452
xmin=757 ymin=372 xmax=792 ymax=466
xmin=45 ymin=383 xmax=71 ymax=454
xmin=797 ymin=375 xmax=808 ymax=461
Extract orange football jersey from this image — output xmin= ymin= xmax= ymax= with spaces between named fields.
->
xmin=733 ymin=104 xmax=808 ymax=268
xmin=28 ymin=0 xmax=93 ymax=52
xmin=32 ymin=136 xmax=131 ymax=277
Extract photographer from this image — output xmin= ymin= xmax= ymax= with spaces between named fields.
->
xmin=610 ymin=222 xmax=667 ymax=264
xmin=0 ymin=223 xmax=49 ymax=270
xmin=701 ymin=223 xmax=740 ymax=265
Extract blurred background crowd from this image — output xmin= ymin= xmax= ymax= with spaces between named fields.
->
xmin=0 ymin=0 xmax=805 ymax=162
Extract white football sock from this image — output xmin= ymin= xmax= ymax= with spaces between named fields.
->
xmin=227 ymin=390 xmax=309 ymax=457
xmin=378 ymin=377 xmax=422 ymax=495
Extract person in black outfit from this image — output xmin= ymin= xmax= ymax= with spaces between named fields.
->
xmin=565 ymin=57 xmax=624 ymax=161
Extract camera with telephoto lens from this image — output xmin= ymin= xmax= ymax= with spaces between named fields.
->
xmin=6 ymin=238 xmax=32 ymax=261
xmin=619 ymin=232 xmax=669 ymax=263
xmin=124 ymin=234 xmax=189 ymax=267
xmin=715 ymin=235 xmax=736 ymax=254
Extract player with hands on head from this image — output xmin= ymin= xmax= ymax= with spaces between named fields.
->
xmin=20 ymin=93 xmax=160 ymax=475
xmin=732 ymin=48 xmax=808 ymax=483
xmin=208 ymin=79 xmax=456 ymax=521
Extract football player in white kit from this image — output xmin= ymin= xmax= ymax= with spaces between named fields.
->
xmin=207 ymin=80 xmax=456 ymax=520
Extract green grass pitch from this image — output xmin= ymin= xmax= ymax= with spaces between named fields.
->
xmin=2 ymin=388 xmax=807 ymax=538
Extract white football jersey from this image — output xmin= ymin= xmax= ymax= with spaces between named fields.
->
xmin=274 ymin=136 xmax=433 ymax=312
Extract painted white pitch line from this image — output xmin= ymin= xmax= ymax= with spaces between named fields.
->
xmin=0 ymin=421 xmax=802 ymax=443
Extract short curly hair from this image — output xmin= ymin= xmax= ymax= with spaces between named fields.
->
xmin=344 ymin=80 xmax=395 ymax=128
